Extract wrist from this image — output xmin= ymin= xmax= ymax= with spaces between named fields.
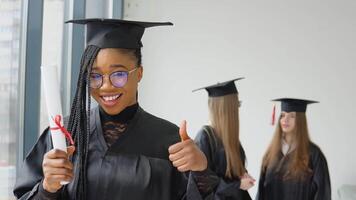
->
xmin=192 ymin=163 xmax=208 ymax=172
xmin=195 ymin=154 xmax=208 ymax=171
xmin=42 ymin=179 xmax=60 ymax=193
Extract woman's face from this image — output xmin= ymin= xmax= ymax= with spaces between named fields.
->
xmin=90 ymin=48 xmax=143 ymax=115
xmin=280 ymin=111 xmax=296 ymax=134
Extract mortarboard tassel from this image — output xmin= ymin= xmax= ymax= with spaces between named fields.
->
xmin=271 ymin=104 xmax=276 ymax=126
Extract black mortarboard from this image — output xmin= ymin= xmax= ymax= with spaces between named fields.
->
xmin=192 ymin=77 xmax=244 ymax=97
xmin=272 ymin=98 xmax=319 ymax=112
xmin=66 ymin=18 xmax=173 ymax=49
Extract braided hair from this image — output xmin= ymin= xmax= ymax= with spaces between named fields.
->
xmin=67 ymin=45 xmax=142 ymax=199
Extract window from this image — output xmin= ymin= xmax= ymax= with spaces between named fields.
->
xmin=0 ymin=0 xmax=21 ymax=199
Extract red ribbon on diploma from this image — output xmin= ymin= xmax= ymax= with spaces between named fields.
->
xmin=50 ymin=115 xmax=74 ymax=145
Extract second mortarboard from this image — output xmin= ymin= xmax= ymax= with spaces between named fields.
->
xmin=66 ymin=18 xmax=173 ymax=49
xmin=192 ymin=77 xmax=244 ymax=97
xmin=272 ymin=98 xmax=319 ymax=112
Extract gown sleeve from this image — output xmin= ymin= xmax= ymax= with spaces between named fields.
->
xmin=13 ymin=128 xmax=63 ymax=200
xmin=310 ymin=145 xmax=331 ymax=200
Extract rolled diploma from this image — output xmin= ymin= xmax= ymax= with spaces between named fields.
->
xmin=41 ymin=65 xmax=69 ymax=185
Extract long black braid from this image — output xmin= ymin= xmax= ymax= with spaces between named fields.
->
xmin=67 ymin=45 xmax=100 ymax=200
xmin=66 ymin=46 xmax=141 ymax=200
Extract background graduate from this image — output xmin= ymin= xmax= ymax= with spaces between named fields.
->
xmin=14 ymin=18 xmax=187 ymax=200
xmin=169 ymin=78 xmax=254 ymax=200
xmin=256 ymin=98 xmax=331 ymax=200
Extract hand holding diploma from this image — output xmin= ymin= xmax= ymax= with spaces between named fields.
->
xmin=41 ymin=65 xmax=75 ymax=190
xmin=168 ymin=120 xmax=208 ymax=172
xmin=42 ymin=146 xmax=75 ymax=193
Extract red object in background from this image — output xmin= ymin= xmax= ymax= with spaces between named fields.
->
xmin=271 ymin=104 xmax=276 ymax=126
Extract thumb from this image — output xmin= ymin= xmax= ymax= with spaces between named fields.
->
xmin=179 ymin=120 xmax=190 ymax=141
xmin=67 ymin=145 xmax=76 ymax=157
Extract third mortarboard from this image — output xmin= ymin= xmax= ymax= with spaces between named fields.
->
xmin=66 ymin=18 xmax=173 ymax=49
xmin=272 ymin=98 xmax=319 ymax=113
xmin=192 ymin=77 xmax=244 ymax=97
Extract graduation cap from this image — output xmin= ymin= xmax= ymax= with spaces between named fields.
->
xmin=192 ymin=77 xmax=244 ymax=97
xmin=272 ymin=98 xmax=319 ymax=113
xmin=66 ymin=18 xmax=173 ymax=49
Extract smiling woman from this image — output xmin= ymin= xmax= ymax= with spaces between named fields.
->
xmin=14 ymin=19 xmax=188 ymax=200
xmin=90 ymin=48 xmax=143 ymax=115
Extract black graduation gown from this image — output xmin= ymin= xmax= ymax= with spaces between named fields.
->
xmin=14 ymin=106 xmax=187 ymax=200
xmin=186 ymin=126 xmax=252 ymax=200
xmin=256 ymin=142 xmax=331 ymax=200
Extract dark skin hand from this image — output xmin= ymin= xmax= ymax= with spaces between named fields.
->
xmin=42 ymin=146 xmax=75 ymax=193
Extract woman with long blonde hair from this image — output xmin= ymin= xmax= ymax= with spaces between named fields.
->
xmin=256 ymin=98 xmax=331 ymax=200
xmin=170 ymin=78 xmax=254 ymax=199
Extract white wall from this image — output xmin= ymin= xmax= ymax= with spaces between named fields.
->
xmin=124 ymin=0 xmax=356 ymax=199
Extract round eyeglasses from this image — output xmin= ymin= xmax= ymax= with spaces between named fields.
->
xmin=89 ymin=67 xmax=138 ymax=89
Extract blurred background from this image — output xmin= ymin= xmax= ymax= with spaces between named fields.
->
xmin=0 ymin=0 xmax=355 ymax=199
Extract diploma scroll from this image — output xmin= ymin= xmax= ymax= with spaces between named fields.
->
xmin=41 ymin=65 xmax=71 ymax=185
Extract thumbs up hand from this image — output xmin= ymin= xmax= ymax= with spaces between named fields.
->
xmin=168 ymin=120 xmax=207 ymax=172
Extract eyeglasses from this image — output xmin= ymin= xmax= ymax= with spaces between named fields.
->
xmin=89 ymin=67 xmax=138 ymax=89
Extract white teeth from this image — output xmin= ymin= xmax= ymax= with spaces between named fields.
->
xmin=102 ymin=94 xmax=120 ymax=101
